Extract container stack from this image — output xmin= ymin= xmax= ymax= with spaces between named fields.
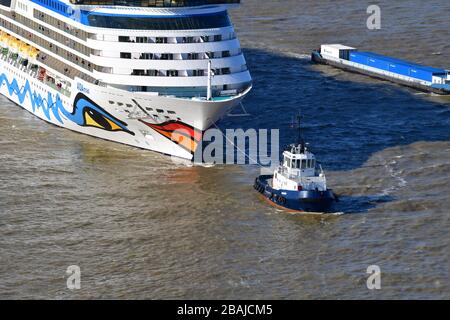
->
xmin=349 ymin=51 xmax=446 ymax=83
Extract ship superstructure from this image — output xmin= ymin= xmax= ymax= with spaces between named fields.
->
xmin=0 ymin=0 xmax=252 ymax=159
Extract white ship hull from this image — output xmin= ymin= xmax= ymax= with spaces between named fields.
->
xmin=0 ymin=61 xmax=249 ymax=160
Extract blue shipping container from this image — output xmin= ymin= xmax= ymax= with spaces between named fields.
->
xmin=410 ymin=68 xmax=433 ymax=82
xmin=388 ymin=63 xmax=411 ymax=77
xmin=347 ymin=51 xmax=444 ymax=82
xmin=349 ymin=52 xmax=368 ymax=65
xmin=350 ymin=52 xmax=391 ymax=71
xmin=367 ymin=57 xmax=390 ymax=71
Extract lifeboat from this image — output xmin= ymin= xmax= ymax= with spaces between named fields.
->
xmin=18 ymin=42 xmax=29 ymax=58
xmin=37 ymin=67 xmax=47 ymax=81
xmin=18 ymin=43 xmax=30 ymax=66
xmin=28 ymin=47 xmax=39 ymax=64
xmin=0 ymin=31 xmax=7 ymax=49
xmin=8 ymin=38 xmax=19 ymax=60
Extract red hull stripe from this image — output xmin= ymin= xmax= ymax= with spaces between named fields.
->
xmin=139 ymin=120 xmax=202 ymax=141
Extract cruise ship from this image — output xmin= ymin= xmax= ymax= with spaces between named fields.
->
xmin=0 ymin=0 xmax=252 ymax=159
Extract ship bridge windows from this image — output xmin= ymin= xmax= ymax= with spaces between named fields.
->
xmin=221 ymin=68 xmax=231 ymax=75
xmin=123 ymin=67 xmax=240 ymax=77
xmin=304 ymin=159 xmax=315 ymax=169
xmin=131 ymin=69 xmax=144 ymax=76
xmin=182 ymin=37 xmax=195 ymax=43
xmin=136 ymin=37 xmax=150 ymax=43
xmin=161 ymin=54 xmax=173 ymax=60
xmin=116 ymin=50 xmax=239 ymax=61
xmin=86 ymin=11 xmax=231 ymax=30
xmin=291 ymin=160 xmax=298 ymax=169
xmin=116 ymin=35 xmax=233 ymax=44
xmin=112 ymin=49 xmax=240 ymax=61
xmin=290 ymin=159 xmax=315 ymax=169
xmin=284 ymin=158 xmax=291 ymax=168
xmin=167 ymin=70 xmax=178 ymax=77
xmin=155 ymin=37 xmax=167 ymax=44
xmin=119 ymin=36 xmax=131 ymax=42
xmin=192 ymin=70 xmax=204 ymax=76
xmin=187 ymin=52 xmax=201 ymax=60
xmin=140 ymin=53 xmax=154 ymax=60
xmin=301 ymin=160 xmax=307 ymax=169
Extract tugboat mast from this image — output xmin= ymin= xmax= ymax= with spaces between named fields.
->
xmin=291 ymin=113 xmax=305 ymax=153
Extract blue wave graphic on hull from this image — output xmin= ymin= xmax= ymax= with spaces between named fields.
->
xmin=0 ymin=72 xmax=134 ymax=135
xmin=0 ymin=72 xmax=64 ymax=123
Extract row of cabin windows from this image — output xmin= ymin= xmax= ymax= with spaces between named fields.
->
xmin=33 ymin=9 xmax=90 ymax=41
xmin=285 ymin=159 xmax=316 ymax=169
xmin=119 ymin=51 xmax=231 ymax=60
xmin=5 ymin=9 xmax=238 ymax=81
xmin=131 ymin=68 xmax=230 ymax=77
xmin=118 ymin=35 xmax=229 ymax=43
xmin=5 ymin=9 xmax=91 ymax=56
xmin=0 ymin=17 xmax=97 ymax=83
xmin=1 ymin=11 xmax=239 ymax=81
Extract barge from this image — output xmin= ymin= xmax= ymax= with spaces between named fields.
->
xmin=312 ymin=44 xmax=450 ymax=95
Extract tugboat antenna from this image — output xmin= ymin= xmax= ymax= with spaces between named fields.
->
xmin=291 ymin=113 xmax=305 ymax=152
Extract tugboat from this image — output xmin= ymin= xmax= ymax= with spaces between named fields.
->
xmin=254 ymin=116 xmax=337 ymax=213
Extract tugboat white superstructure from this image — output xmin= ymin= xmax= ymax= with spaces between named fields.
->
xmin=0 ymin=0 xmax=252 ymax=159
xmin=254 ymin=116 xmax=337 ymax=213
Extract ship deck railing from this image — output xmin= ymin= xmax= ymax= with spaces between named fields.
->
xmin=1 ymin=50 xmax=71 ymax=97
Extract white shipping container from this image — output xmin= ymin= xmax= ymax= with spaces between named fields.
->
xmin=321 ymin=44 xmax=357 ymax=60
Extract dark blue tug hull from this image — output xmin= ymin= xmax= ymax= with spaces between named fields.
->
xmin=254 ymin=175 xmax=336 ymax=213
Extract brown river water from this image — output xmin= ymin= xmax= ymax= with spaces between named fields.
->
xmin=0 ymin=0 xmax=449 ymax=299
